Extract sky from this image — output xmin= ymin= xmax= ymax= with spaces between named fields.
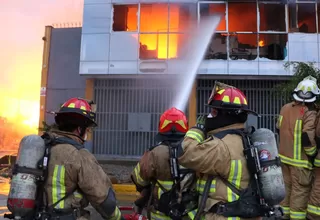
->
xmin=0 ymin=0 xmax=84 ymax=130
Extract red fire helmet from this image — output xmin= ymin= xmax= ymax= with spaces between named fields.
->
xmin=158 ymin=107 xmax=188 ymax=135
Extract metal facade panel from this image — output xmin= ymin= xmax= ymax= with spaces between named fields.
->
xmin=197 ymin=79 xmax=288 ymax=133
xmin=93 ymin=77 xmax=186 ymax=158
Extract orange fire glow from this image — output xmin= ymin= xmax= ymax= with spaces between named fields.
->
xmin=259 ymin=40 xmax=265 ymax=47
xmin=138 ymin=4 xmax=184 ymax=59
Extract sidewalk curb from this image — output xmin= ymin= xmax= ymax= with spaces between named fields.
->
xmin=113 ymin=184 xmax=137 ymax=194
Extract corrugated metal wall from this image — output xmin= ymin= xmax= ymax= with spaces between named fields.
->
xmin=197 ymin=79 xmax=288 ymax=132
xmin=93 ymin=77 xmax=188 ymax=158
xmin=94 ymin=78 xmax=287 ymax=158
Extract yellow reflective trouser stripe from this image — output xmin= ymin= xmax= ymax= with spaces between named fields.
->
xmin=305 ymin=146 xmax=317 ymax=156
xmin=196 ymin=179 xmax=216 ymax=194
xmin=278 ymin=115 xmax=283 ymax=128
xmin=227 ymin=217 xmax=240 ymax=220
xmin=52 ymin=165 xmax=66 ymax=209
xmin=73 ymin=190 xmax=83 ymax=199
xmin=110 ymin=207 xmax=121 ymax=220
xmin=134 ymin=163 xmax=149 ymax=186
xmin=187 ymin=209 xmax=205 ymax=220
xmin=314 ymin=159 xmax=320 ymax=167
xmin=8 ymin=155 xmax=11 ymax=165
xmin=307 ymin=204 xmax=320 ymax=216
xmin=279 ymin=154 xmax=313 ymax=170
xmin=281 ymin=206 xmax=290 ymax=215
xmin=186 ymin=130 xmax=204 ymax=143
xmin=294 ymin=120 xmax=302 ymax=160
xmin=151 ymin=210 xmax=171 ymax=220
xmin=290 ymin=210 xmax=306 ymax=219
xmin=227 ymin=160 xmax=242 ymax=202
xmin=157 ymin=180 xmax=173 ymax=198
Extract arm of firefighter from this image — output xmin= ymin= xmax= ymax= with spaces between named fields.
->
xmin=302 ymin=110 xmax=317 ymax=157
xmin=131 ymin=151 xmax=155 ymax=192
xmin=275 ymin=107 xmax=284 ymax=135
xmin=178 ymin=127 xmax=231 ymax=176
xmin=77 ymin=150 xmax=123 ymax=220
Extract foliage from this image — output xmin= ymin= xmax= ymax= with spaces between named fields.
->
xmin=274 ymin=62 xmax=320 ymax=103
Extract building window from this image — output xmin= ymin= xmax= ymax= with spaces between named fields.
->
xmin=200 ymin=3 xmax=227 ymax=60
xmin=229 ymin=34 xmax=258 ymax=61
xmin=139 ymin=34 xmax=168 ymax=59
xmin=289 ymin=3 xmax=317 ymax=33
xmin=140 ymin=4 xmax=169 ymax=32
xmin=259 ymin=34 xmax=288 ymax=61
xmin=112 ymin=4 xmax=138 ymax=31
xmin=168 ymin=3 xmax=197 ymax=59
xmin=139 ymin=3 xmax=196 ymax=60
xmin=139 ymin=4 xmax=169 ymax=59
xmin=259 ymin=2 xmax=286 ymax=32
xmin=228 ymin=2 xmax=257 ymax=32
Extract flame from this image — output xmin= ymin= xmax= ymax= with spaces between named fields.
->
xmin=259 ymin=40 xmax=265 ymax=47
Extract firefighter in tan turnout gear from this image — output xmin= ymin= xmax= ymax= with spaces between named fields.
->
xmin=177 ymin=82 xmax=264 ymax=220
xmin=131 ymin=107 xmax=199 ymax=220
xmin=307 ymin=103 xmax=320 ymax=219
xmin=276 ymin=76 xmax=320 ymax=220
xmin=45 ymin=97 xmax=124 ymax=220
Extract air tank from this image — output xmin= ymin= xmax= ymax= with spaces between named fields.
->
xmin=250 ymin=128 xmax=286 ymax=206
xmin=7 ymin=135 xmax=46 ymax=219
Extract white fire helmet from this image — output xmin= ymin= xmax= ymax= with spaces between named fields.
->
xmin=293 ymin=75 xmax=320 ymax=103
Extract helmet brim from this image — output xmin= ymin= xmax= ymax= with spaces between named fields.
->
xmin=55 ymin=112 xmax=97 ymax=127
xmin=292 ymin=93 xmax=316 ymax=103
xmin=205 ymin=104 xmax=261 ymax=117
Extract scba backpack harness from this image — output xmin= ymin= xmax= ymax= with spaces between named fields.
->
xmin=148 ymin=141 xmax=199 ymax=220
xmin=194 ymin=127 xmax=283 ymax=220
xmin=5 ymin=133 xmax=84 ymax=220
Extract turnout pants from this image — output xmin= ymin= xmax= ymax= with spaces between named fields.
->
xmin=307 ymin=168 xmax=320 ymax=220
xmin=280 ymin=163 xmax=313 ymax=220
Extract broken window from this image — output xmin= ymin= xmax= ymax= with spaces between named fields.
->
xmin=200 ymin=3 xmax=226 ymax=31
xmin=228 ymin=2 xmax=257 ymax=32
xmin=259 ymin=3 xmax=286 ymax=32
xmin=140 ymin=4 xmax=169 ymax=32
xmin=139 ymin=34 xmax=168 ymax=59
xmin=229 ymin=34 xmax=257 ymax=60
xmin=112 ymin=4 xmax=138 ymax=31
xmin=169 ymin=3 xmax=197 ymax=32
xmin=205 ymin=34 xmax=228 ymax=60
xmin=258 ymin=34 xmax=288 ymax=61
xmin=289 ymin=3 xmax=316 ymax=33
xmin=200 ymin=3 xmax=227 ymax=60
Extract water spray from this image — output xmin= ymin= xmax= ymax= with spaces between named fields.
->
xmin=169 ymin=15 xmax=222 ymax=112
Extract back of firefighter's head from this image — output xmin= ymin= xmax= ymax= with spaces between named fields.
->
xmin=292 ymin=75 xmax=320 ymax=104
xmin=54 ymin=97 xmax=97 ymax=140
xmin=157 ymin=107 xmax=188 ymax=141
xmin=206 ymin=87 xmax=258 ymax=131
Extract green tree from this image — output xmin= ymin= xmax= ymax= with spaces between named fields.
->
xmin=274 ymin=62 xmax=320 ymax=104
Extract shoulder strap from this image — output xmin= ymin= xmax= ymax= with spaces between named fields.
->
xmin=209 ymin=129 xmax=251 ymax=196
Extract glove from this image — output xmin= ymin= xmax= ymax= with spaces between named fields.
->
xmin=195 ymin=115 xmax=206 ymax=131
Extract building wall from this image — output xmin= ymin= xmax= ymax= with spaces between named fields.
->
xmin=80 ymin=0 xmax=320 ymax=76
xmin=45 ymin=28 xmax=87 ymax=124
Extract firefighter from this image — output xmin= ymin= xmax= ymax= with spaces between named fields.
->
xmin=46 ymin=97 xmax=124 ymax=220
xmin=177 ymin=83 xmax=262 ymax=220
xmin=131 ymin=107 xmax=198 ymax=220
xmin=276 ymin=76 xmax=320 ymax=220
xmin=307 ymin=109 xmax=320 ymax=220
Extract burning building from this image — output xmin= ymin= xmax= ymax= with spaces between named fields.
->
xmin=40 ymin=0 xmax=320 ymax=160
